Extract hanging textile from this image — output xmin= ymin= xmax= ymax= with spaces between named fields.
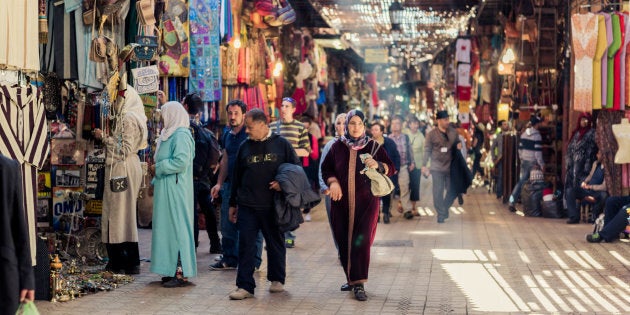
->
xmin=159 ymin=0 xmax=190 ymax=77
xmin=606 ymin=13 xmax=620 ymax=109
xmin=0 ymin=0 xmax=39 ymax=72
xmin=571 ymin=13 xmax=598 ymax=112
xmin=613 ymin=13 xmax=625 ymax=110
xmin=189 ymin=0 xmax=222 ymax=101
xmin=593 ymin=14 xmax=607 ymax=109
xmin=601 ymin=13 xmax=613 ymax=108
xmin=620 ymin=13 xmax=630 ymax=108
xmin=455 ymin=38 xmax=471 ymax=63
xmin=221 ymin=44 xmax=239 ymax=85
xmin=0 ymin=82 xmax=50 ymax=265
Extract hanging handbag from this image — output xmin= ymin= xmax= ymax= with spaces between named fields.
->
xmin=359 ymin=142 xmax=394 ymax=197
xmin=134 ymin=25 xmax=160 ymax=61
xmin=264 ymin=0 xmax=295 ymax=27
xmin=82 ymin=0 xmax=96 ymax=25
xmin=131 ymin=65 xmax=160 ymax=94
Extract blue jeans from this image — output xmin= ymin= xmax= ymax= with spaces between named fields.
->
xmin=236 ymin=205 xmax=286 ymax=294
xmin=510 ymin=160 xmax=536 ymax=204
xmin=599 ymin=196 xmax=630 ymax=241
xmin=220 ymin=183 xmax=262 ymax=267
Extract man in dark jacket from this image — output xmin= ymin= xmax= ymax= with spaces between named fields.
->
xmin=421 ymin=111 xmax=461 ymax=223
xmin=0 ymin=154 xmax=34 ymax=314
xmin=370 ymin=122 xmax=401 ymax=223
xmin=227 ymin=109 xmax=300 ymax=300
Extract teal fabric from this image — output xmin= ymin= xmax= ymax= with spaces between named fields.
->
xmin=150 ymin=128 xmax=197 ymax=277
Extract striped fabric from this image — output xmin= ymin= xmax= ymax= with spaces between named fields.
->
xmin=270 ymin=120 xmax=311 ymax=153
xmin=0 ymin=83 xmax=50 ymax=265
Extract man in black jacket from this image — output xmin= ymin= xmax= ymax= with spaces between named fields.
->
xmin=0 ymin=154 xmax=34 ymax=314
xmin=227 ymin=109 xmax=300 ymax=300
xmin=369 ymin=122 xmax=400 ymax=223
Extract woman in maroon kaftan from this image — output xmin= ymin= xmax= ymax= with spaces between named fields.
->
xmin=321 ymin=110 xmax=394 ymax=301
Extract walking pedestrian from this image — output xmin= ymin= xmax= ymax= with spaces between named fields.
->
xmin=270 ymin=97 xmax=311 ymax=248
xmin=421 ymin=110 xmax=460 ymax=223
xmin=321 ymin=110 xmax=395 ymax=301
xmin=228 ymin=109 xmax=300 ymax=300
xmin=210 ymin=100 xmax=263 ymax=270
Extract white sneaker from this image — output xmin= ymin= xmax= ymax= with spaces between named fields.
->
xmin=229 ymin=288 xmax=254 ymax=300
xmin=304 ymin=213 xmax=312 ymax=222
xmin=269 ymin=281 xmax=284 ymax=293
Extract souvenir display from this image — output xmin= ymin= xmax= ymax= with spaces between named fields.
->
xmin=159 ymin=0 xmax=190 ymax=77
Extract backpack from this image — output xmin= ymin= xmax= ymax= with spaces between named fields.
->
xmin=190 ymin=123 xmax=221 ymax=181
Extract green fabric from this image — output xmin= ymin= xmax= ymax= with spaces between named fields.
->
xmin=606 ymin=14 xmax=621 ymax=108
xmin=15 ymin=301 xmax=40 ymax=315
xmin=150 ymin=128 xmax=197 ymax=277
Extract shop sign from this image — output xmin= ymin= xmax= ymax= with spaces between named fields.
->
xmin=364 ymin=49 xmax=388 ymax=64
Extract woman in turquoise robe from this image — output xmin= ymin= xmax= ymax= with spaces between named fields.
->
xmin=150 ymin=101 xmax=196 ymax=287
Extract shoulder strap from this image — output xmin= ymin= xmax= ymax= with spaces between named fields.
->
xmin=370 ymin=140 xmax=381 ymax=157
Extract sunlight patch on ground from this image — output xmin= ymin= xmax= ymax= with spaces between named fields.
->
xmin=409 ymin=230 xmax=450 ymax=236
xmin=577 ymin=251 xmax=604 ymax=269
xmin=442 ymin=263 xmax=520 ymax=312
xmin=609 ymin=251 xmax=630 ymax=265
xmin=548 ymin=251 xmax=569 ymax=269
xmin=419 ymin=207 xmax=434 ymax=216
xmin=473 ymin=250 xmax=489 ymax=261
xmin=518 ymin=250 xmax=531 ymax=264
xmin=564 ymin=250 xmax=592 ymax=269
xmin=431 ymin=249 xmax=478 ymax=261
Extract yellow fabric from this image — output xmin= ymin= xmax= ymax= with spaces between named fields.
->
xmin=593 ymin=15 xmax=607 ymax=110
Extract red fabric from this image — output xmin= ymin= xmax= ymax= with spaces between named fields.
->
xmin=365 ymin=72 xmax=379 ymax=107
xmin=291 ymin=87 xmax=307 ymax=115
xmin=457 ymin=86 xmax=472 ymax=101
xmin=614 ymin=14 xmax=625 ymax=110
xmin=302 ymin=134 xmax=319 ymax=166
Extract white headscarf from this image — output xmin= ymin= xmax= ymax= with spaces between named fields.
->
xmin=120 ymin=86 xmax=148 ymax=150
xmin=155 ymin=101 xmax=190 ymax=158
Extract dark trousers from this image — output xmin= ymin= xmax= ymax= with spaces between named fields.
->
xmin=495 ymin=162 xmax=504 ymax=198
xmin=599 ymin=196 xmax=630 ymax=241
xmin=381 ymin=193 xmax=392 ymax=216
xmin=472 ymin=149 xmax=483 ymax=177
xmin=409 ymin=168 xmax=421 ymax=201
xmin=236 ymin=205 xmax=286 ymax=294
xmin=431 ymin=170 xmax=457 ymax=221
xmin=220 ymin=183 xmax=263 ymax=267
xmin=565 ymin=186 xmax=608 ymax=221
xmin=106 ymin=242 xmax=139 ymax=271
xmin=193 ymin=181 xmax=221 ymax=250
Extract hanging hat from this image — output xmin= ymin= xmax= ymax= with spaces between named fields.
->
xmin=436 ymin=110 xmax=449 ymax=120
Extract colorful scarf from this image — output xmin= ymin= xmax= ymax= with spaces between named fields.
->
xmin=341 ymin=109 xmax=369 ymax=150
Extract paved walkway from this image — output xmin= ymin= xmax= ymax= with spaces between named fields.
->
xmin=35 ymin=187 xmax=630 ymax=314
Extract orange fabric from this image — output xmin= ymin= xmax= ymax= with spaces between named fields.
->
xmin=571 ymin=13 xmax=599 ymax=112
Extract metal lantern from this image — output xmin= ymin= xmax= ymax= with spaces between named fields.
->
xmin=389 ymin=0 xmax=404 ymax=32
